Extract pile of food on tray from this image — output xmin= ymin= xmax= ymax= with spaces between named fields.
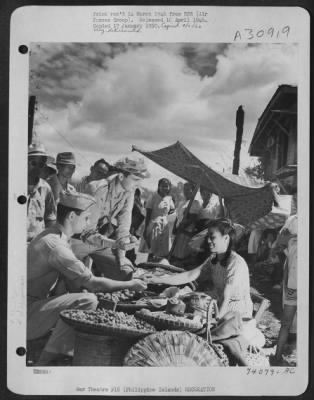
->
xmin=61 ymin=309 xmax=157 ymax=333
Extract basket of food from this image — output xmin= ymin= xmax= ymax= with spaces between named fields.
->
xmin=96 ymin=290 xmax=166 ymax=313
xmin=60 ymin=309 xmax=156 ymax=338
xmin=135 ymin=309 xmax=204 ymax=333
xmin=184 ymin=292 xmax=215 ymax=317
xmin=245 ymin=348 xmax=270 ymax=367
xmin=123 ymin=330 xmax=227 ymax=367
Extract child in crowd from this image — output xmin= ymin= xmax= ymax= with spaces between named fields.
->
xmin=270 ymin=214 xmax=297 ymax=365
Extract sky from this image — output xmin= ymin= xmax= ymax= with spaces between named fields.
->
xmin=29 ymin=42 xmax=298 ymax=189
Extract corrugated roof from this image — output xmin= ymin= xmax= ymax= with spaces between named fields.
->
xmin=249 ymin=85 xmax=297 ymax=156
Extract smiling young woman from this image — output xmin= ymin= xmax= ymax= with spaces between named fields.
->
xmin=148 ymin=218 xmax=253 ymax=320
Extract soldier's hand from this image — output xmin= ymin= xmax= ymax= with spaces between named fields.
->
xmin=129 ymin=279 xmax=147 ymax=292
xmin=129 ymin=235 xmax=138 ymax=243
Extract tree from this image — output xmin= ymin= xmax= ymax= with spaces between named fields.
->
xmin=244 ymin=157 xmax=265 ymax=180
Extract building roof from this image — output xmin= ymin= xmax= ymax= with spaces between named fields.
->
xmin=249 ymin=85 xmax=297 ymax=157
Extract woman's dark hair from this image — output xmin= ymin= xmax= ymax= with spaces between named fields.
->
xmin=207 ymin=218 xmax=236 ymax=267
xmin=57 ymin=203 xmax=83 ymax=224
xmin=158 ymin=178 xmax=171 ymax=195
xmin=93 ymin=158 xmax=110 ymax=168
xmin=200 ymin=186 xmax=212 ymax=199
xmin=184 ymin=181 xmax=196 ymax=190
xmin=134 ymin=188 xmax=141 ymax=197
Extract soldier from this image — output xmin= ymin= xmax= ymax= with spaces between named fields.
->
xmin=27 ymin=143 xmax=56 ymax=242
xmin=27 ymin=190 xmax=147 ymax=366
xmin=73 ymin=157 xmax=150 ymax=280
xmin=47 ymin=152 xmax=76 ymax=205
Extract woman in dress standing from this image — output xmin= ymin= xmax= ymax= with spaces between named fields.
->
xmin=142 ymin=178 xmax=175 ymax=259
xmin=170 ymin=182 xmax=202 ymax=267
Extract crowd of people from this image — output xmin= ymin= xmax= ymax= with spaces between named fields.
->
xmin=26 ymin=142 xmax=298 ymax=367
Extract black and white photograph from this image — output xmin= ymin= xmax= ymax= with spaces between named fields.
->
xmin=7 ymin=5 xmax=310 ymax=396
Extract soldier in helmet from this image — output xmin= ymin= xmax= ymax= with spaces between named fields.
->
xmin=72 ymin=157 xmax=150 ymax=280
xmin=27 ymin=143 xmax=56 ymax=242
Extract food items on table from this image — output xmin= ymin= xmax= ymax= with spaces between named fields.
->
xmin=165 ymin=298 xmax=186 ymax=315
xmin=135 ymin=309 xmax=205 ymax=332
xmin=97 ymin=289 xmax=136 ymax=303
xmin=97 ymin=289 xmax=159 ymax=305
xmin=62 ymin=309 xmax=156 ymax=332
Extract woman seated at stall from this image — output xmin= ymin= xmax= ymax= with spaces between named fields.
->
xmin=149 ymin=218 xmax=253 ymax=319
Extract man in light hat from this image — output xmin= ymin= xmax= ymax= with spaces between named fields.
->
xmin=27 ymin=143 xmax=56 ymax=242
xmin=47 ymin=151 xmax=76 ymax=205
xmin=40 ymin=155 xmax=57 ymax=180
xmin=73 ymin=157 xmax=150 ymax=280
xmin=27 ymin=190 xmax=147 ymax=366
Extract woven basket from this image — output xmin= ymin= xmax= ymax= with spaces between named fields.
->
xmin=73 ymin=332 xmax=136 ymax=366
xmin=124 ymin=330 xmax=227 ymax=367
xmin=60 ymin=310 xmax=156 ymax=338
xmin=185 ymin=292 xmax=215 ymax=317
xmin=135 ymin=310 xmax=204 ymax=332
xmin=245 ymin=349 xmax=270 ymax=367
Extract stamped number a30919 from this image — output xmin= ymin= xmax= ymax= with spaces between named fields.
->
xmin=234 ymin=26 xmax=290 ymax=41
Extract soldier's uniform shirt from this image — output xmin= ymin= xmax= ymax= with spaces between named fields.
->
xmin=27 ymin=178 xmax=56 ymax=242
xmin=27 ymin=224 xmax=97 ymax=355
xmin=73 ymin=176 xmax=90 ymax=194
xmin=84 ymin=174 xmax=134 ymax=249
xmin=47 ymin=174 xmax=76 ymax=205
xmin=28 ymin=225 xmax=93 ymax=301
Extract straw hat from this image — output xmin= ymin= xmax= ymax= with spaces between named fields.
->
xmin=114 ymin=157 xmax=150 ymax=179
xmin=46 ymin=155 xmax=57 ymax=171
xmin=56 ymin=152 xmax=76 ymax=166
xmin=28 ymin=143 xmax=48 ymax=157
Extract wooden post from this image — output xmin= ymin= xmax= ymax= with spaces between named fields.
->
xmin=28 ymin=95 xmax=36 ymax=145
xmin=232 ymin=105 xmax=245 ymax=175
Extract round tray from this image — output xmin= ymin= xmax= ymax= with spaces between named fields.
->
xmin=135 ymin=310 xmax=204 ymax=332
xmin=60 ymin=310 xmax=156 ymax=338
xmin=124 ymin=330 xmax=226 ymax=367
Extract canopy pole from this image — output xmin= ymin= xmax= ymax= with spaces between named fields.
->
xmin=168 ymin=172 xmax=203 ymax=260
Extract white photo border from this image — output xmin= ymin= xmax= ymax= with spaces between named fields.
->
xmin=7 ymin=5 xmax=310 ymax=396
